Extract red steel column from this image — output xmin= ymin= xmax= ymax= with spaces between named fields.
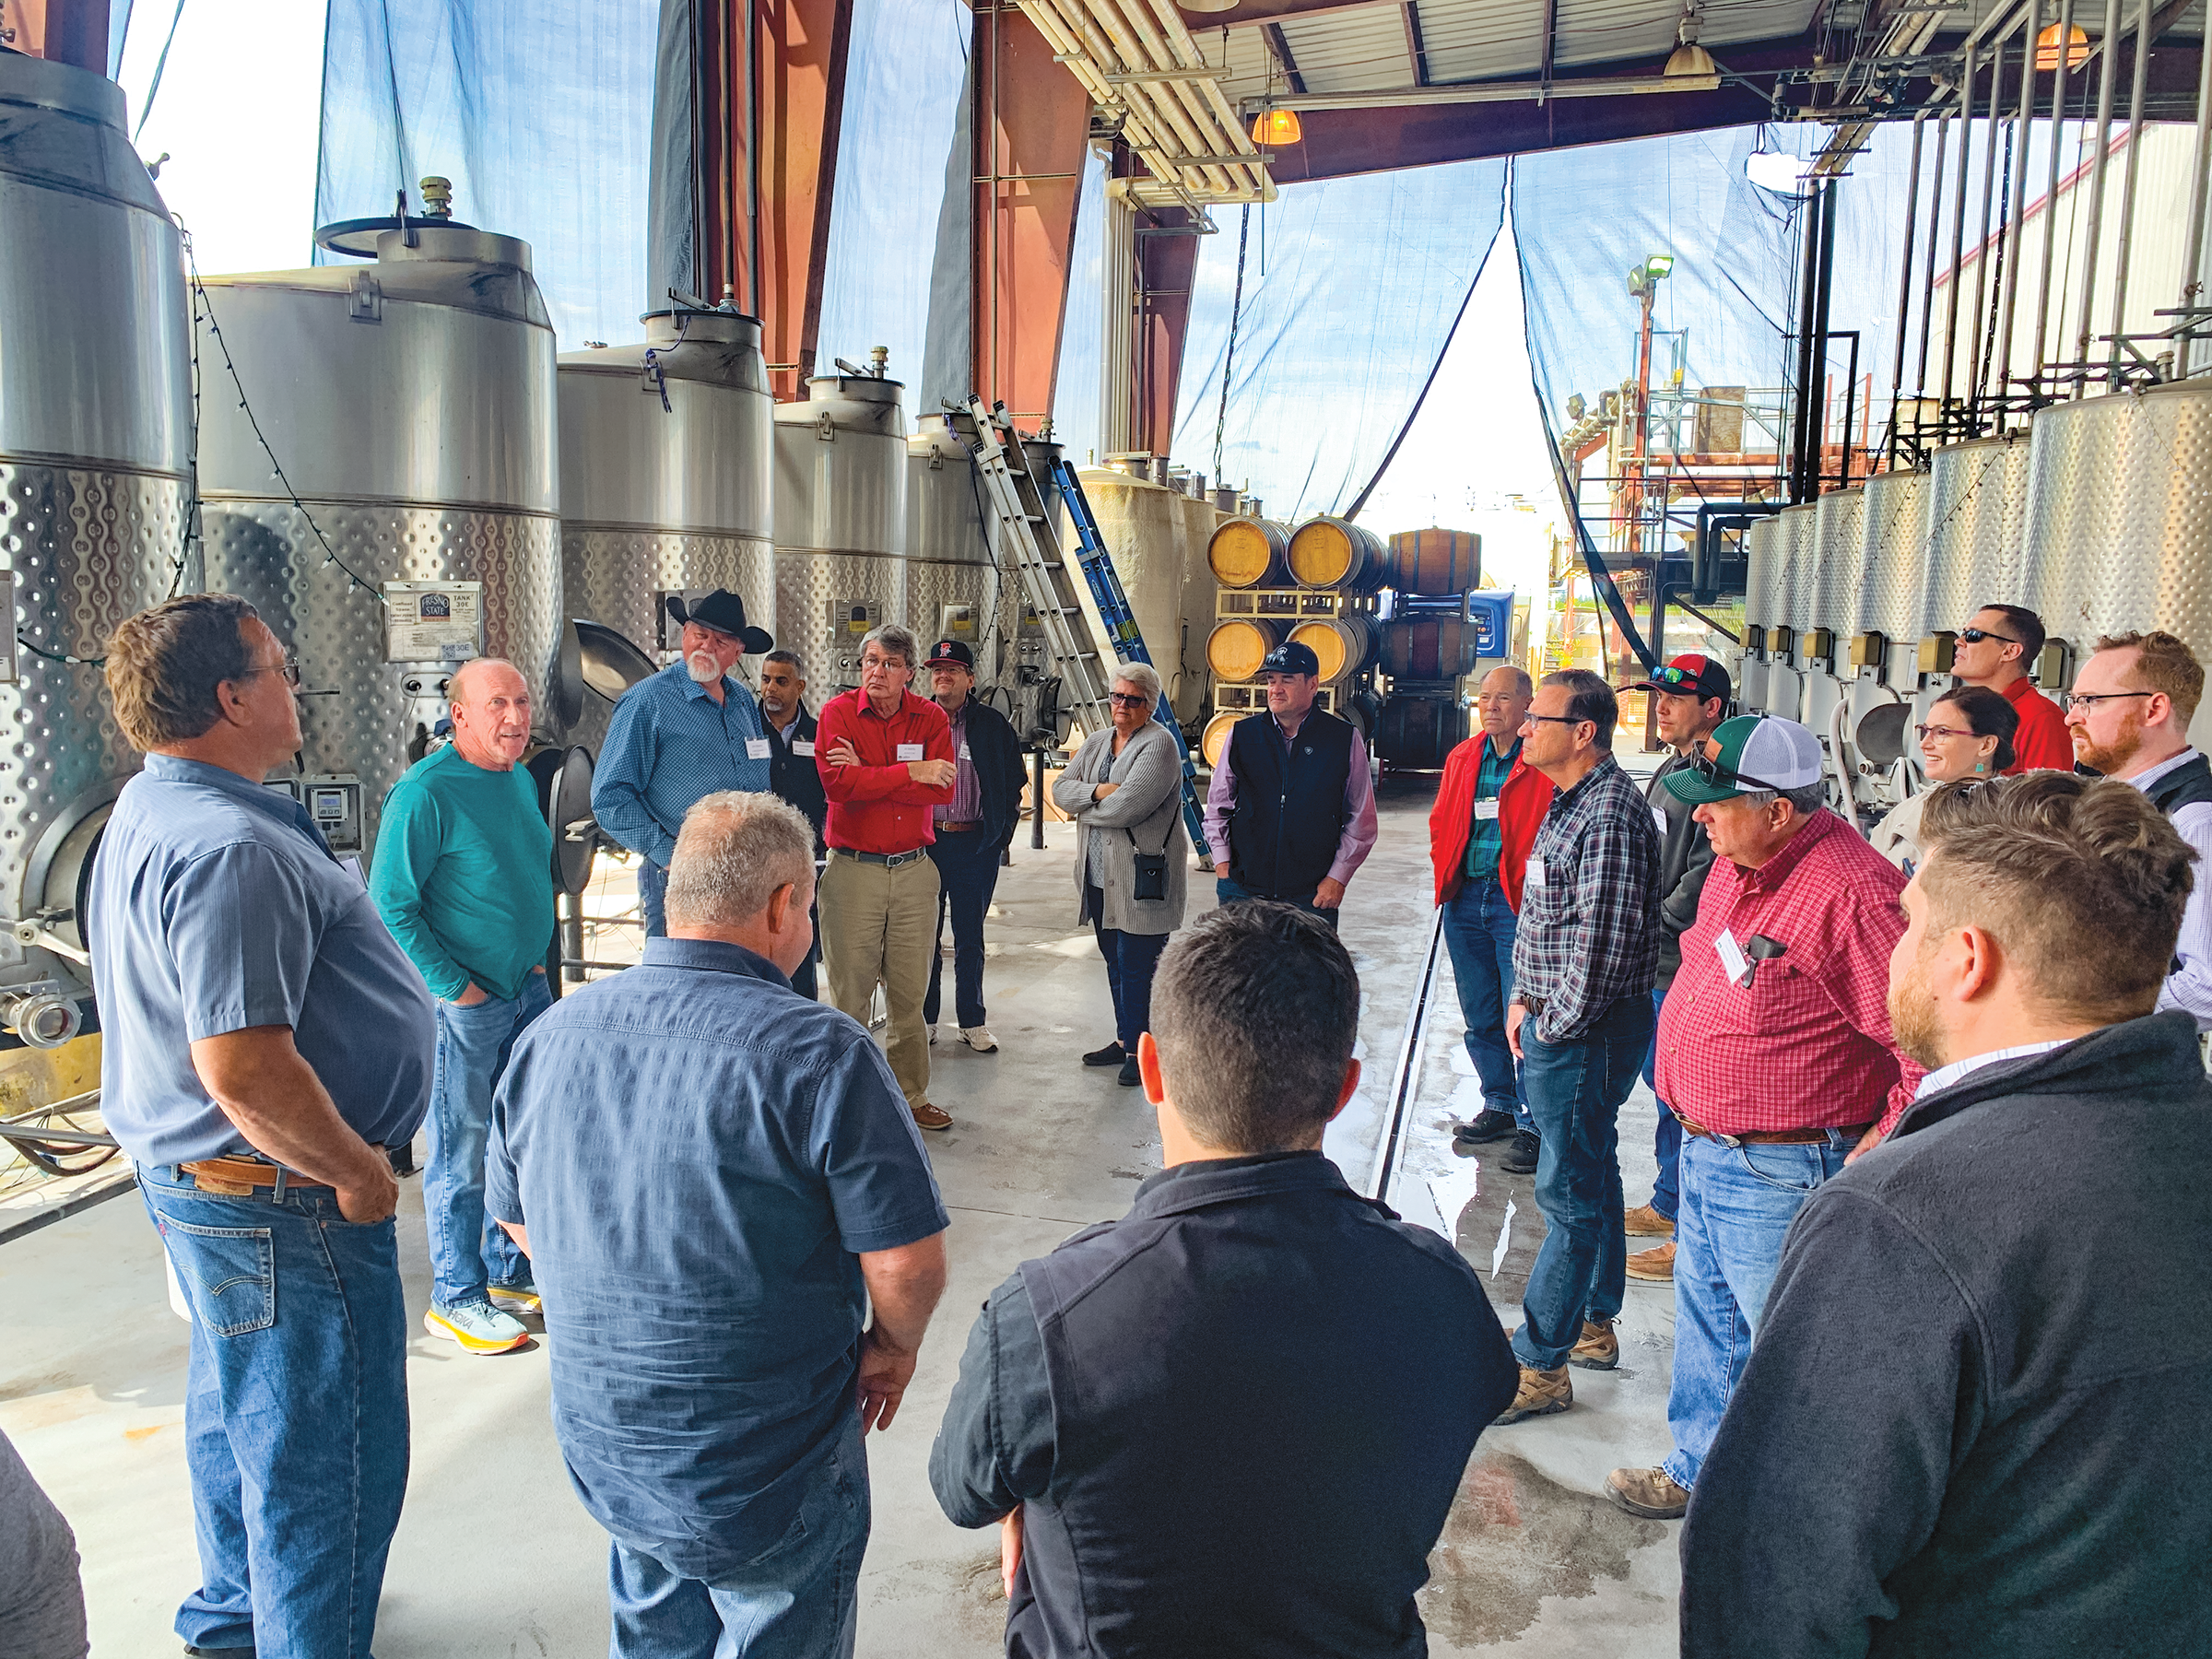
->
xmin=11 ymin=0 xmax=110 ymax=70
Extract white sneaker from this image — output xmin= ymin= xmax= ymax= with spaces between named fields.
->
xmin=424 ymin=1299 xmax=528 ymax=1355
xmin=928 ymin=1024 xmax=938 ymax=1045
xmin=959 ymin=1026 xmax=998 ymax=1053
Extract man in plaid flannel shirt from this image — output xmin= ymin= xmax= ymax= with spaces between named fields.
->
xmin=1492 ymin=669 xmax=1663 ymax=1429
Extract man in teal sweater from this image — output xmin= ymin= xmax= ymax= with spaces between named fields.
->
xmin=371 ymin=657 xmax=555 ymax=1356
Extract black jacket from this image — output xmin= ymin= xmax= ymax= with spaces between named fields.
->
xmin=1226 ymin=709 xmax=1355 ymax=900
xmin=1680 ymin=1013 xmax=2212 ymax=1658
xmin=947 ymin=693 xmax=1028 ymax=853
xmin=929 ymin=1152 xmax=1517 ymax=1658
xmin=1644 ymin=751 xmax=1715 ymax=989
xmin=765 ymin=706 xmax=827 ymax=854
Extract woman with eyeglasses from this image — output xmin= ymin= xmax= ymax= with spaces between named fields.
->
xmin=1868 ymin=685 xmax=2020 ymax=873
xmin=1052 ymin=665 xmax=1189 ymax=1087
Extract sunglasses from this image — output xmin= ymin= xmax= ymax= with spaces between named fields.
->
xmin=1687 ymin=746 xmax=1794 ymax=794
xmin=2058 ymin=689 xmax=2154 ymax=712
xmin=1957 ymin=627 xmax=2018 ymax=646
xmin=1107 ymin=691 xmax=1150 ymax=708
xmin=1648 ymin=665 xmax=1712 ymax=690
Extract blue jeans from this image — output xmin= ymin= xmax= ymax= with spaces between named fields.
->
xmin=141 ymin=1167 xmax=409 ymax=1659
xmin=1512 ymin=992 xmax=1655 ymax=1371
xmin=1641 ymin=985 xmax=1684 ymax=1221
xmin=1215 ymin=876 xmax=1339 ymax=932
xmin=925 ymin=830 xmax=1000 ymax=1030
xmin=425 ymin=972 xmax=549 ymax=1308
xmin=1663 ymin=1130 xmax=1853 ymax=1491
xmin=1087 ymin=884 xmax=1171 ymax=1050
xmin=639 ymin=858 xmax=669 ymax=938
xmin=606 ymin=1412 xmax=869 ymax=1658
xmin=1441 ymin=877 xmax=1530 ymax=1131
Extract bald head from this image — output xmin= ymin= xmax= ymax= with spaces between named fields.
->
xmin=448 ymin=657 xmax=532 ymax=771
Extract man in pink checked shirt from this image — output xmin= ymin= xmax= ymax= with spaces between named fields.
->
xmin=1603 ymin=713 xmax=1922 ymax=1524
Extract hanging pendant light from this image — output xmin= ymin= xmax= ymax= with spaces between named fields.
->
xmin=1251 ymin=106 xmax=1302 ymax=146
xmin=2035 ymin=22 xmax=2089 ymax=70
xmin=1665 ymin=5 xmax=1715 ymax=76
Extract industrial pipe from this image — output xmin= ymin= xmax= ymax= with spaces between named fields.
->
xmin=1791 ymin=184 xmax=1827 ymax=501
xmin=1891 ymin=110 xmax=1928 ymax=456
xmin=1917 ymin=110 xmax=1952 ymax=398
xmin=1942 ymin=42 xmax=1979 ymax=418
xmin=2030 ymin=0 xmax=2076 ymax=387
xmin=2179 ymin=3 xmax=2212 ymax=376
xmin=1994 ymin=0 xmax=2041 ymax=403
xmin=2106 ymin=0 xmax=2155 ymax=382
xmin=1970 ymin=41 xmax=2006 ymax=406
xmin=2071 ymin=0 xmax=2124 ymax=390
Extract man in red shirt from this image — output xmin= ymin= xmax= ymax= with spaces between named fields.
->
xmin=1952 ymin=603 xmax=2071 ymax=772
xmin=816 ymin=624 xmax=957 ymax=1132
xmin=1604 ymin=714 xmax=1922 ymax=1522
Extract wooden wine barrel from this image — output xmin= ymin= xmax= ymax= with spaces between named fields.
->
xmin=1374 ymin=695 xmax=1469 ymax=770
xmin=1287 ymin=515 xmax=1388 ymax=592
xmin=1201 ymin=711 xmax=1241 ymax=769
xmin=1386 ymin=527 xmax=1482 ymax=594
xmin=1206 ymin=517 xmax=1292 ymax=588
xmin=1290 ymin=616 xmax=1381 ymax=684
xmin=1382 ymin=617 xmax=1479 ymax=681
xmin=1205 ymin=617 xmax=1281 ymax=682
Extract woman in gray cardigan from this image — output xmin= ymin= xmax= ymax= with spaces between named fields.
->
xmin=1051 ymin=663 xmax=1189 ymax=1087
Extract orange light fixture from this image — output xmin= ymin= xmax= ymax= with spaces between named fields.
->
xmin=1250 ymin=107 xmax=1303 ymax=146
xmin=2035 ymin=22 xmax=2089 ymax=70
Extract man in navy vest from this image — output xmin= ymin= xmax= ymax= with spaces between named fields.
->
xmin=929 ymin=902 xmax=1518 ymax=1656
xmin=1203 ymin=641 xmax=1379 ymax=930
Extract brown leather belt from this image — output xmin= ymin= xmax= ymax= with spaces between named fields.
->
xmin=1676 ymin=1112 xmax=1873 ymax=1147
xmin=935 ymin=820 xmax=982 ymax=833
xmin=179 ymin=1157 xmax=332 ymax=1196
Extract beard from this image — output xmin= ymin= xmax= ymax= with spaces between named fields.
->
xmin=1887 ymin=947 xmax=1945 ymax=1071
xmin=686 ymin=651 xmax=722 ymax=684
xmin=2072 ymin=708 xmax=2145 ymax=777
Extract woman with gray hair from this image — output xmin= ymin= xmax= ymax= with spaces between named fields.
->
xmin=1052 ymin=664 xmax=1188 ymax=1086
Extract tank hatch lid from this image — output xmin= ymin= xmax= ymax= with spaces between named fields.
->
xmin=0 ymin=46 xmax=126 ymax=129
xmin=316 ymin=218 xmax=535 ymax=274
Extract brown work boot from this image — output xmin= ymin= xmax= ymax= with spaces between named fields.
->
xmin=1626 ymin=1240 xmax=1677 ymax=1282
xmin=1493 ymin=1363 xmax=1572 ymax=1424
xmin=911 ymin=1101 xmax=953 ymax=1133
xmin=1606 ymin=1465 xmax=1691 ymax=1519
xmin=1569 ymin=1318 xmax=1618 ymax=1371
xmin=1624 ymin=1203 xmax=1676 ymax=1237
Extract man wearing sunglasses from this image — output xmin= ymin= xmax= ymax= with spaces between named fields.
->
xmin=2065 ymin=630 xmax=2212 ymax=1030
xmin=1951 ymin=605 xmax=2071 ymax=772
xmin=1601 ymin=713 xmax=1919 ymax=1523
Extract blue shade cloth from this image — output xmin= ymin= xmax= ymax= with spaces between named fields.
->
xmin=484 ymin=936 xmax=948 ymax=1579
xmin=589 ymin=662 xmax=772 ymax=868
xmin=1049 ymin=147 xmax=1108 ymax=465
xmin=90 ymin=756 xmax=438 ymax=1168
xmin=816 ymin=0 xmax=969 ymax=384
xmin=1171 ymin=160 xmax=1507 ymax=520
xmin=313 ymin=0 xmax=657 ymax=346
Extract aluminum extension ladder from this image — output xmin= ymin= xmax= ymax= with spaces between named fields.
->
xmin=958 ymin=397 xmax=1212 ymax=865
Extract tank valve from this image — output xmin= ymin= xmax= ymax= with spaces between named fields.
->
xmin=419 ymin=176 xmax=454 ymax=219
xmin=3 ymin=989 xmax=80 ymax=1050
xmin=869 ymin=346 xmax=889 ymax=377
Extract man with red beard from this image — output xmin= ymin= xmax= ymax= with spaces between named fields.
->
xmin=2063 ymin=629 xmax=2212 ymax=1029
xmin=1679 ymin=774 xmax=2211 ymax=1658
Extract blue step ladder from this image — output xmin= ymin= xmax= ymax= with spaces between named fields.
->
xmin=958 ymin=398 xmax=1212 ymax=867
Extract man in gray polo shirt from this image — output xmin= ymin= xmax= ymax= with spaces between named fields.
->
xmin=90 ymin=594 xmax=436 ymax=1659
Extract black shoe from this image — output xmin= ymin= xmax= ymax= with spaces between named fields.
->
xmin=1083 ymin=1041 xmax=1127 ymax=1067
xmin=1117 ymin=1056 xmax=1142 ymax=1087
xmin=1500 ymin=1129 xmax=1541 ymax=1174
xmin=1453 ymin=1108 xmax=1519 ymax=1145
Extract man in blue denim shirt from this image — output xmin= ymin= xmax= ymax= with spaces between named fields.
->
xmin=488 ymin=791 xmax=948 ymax=1658
xmin=90 ymin=594 xmax=436 ymax=1659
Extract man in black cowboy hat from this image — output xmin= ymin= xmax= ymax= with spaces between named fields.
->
xmin=592 ymin=590 xmax=777 ymax=936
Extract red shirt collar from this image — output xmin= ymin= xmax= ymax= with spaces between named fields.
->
xmin=2000 ymin=676 xmax=2047 ymax=710
xmin=856 ymin=688 xmax=926 ymax=723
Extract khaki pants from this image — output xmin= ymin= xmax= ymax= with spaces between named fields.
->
xmin=818 ymin=849 xmax=941 ymax=1109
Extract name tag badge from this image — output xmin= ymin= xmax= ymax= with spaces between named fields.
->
xmin=1715 ymin=929 xmax=1751 ymax=984
xmin=897 ymin=743 xmax=924 ymax=761
xmin=1525 ymin=856 xmax=1546 ymax=888
xmin=793 ymin=739 xmax=816 ymax=757
xmin=1653 ymin=805 xmax=1670 ymax=835
xmin=1473 ymin=799 xmax=1501 ymax=821
xmin=959 ymin=744 xmax=971 ymax=761
xmin=747 ymin=737 xmax=771 ymax=760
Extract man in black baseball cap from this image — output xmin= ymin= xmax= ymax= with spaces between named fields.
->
xmin=920 ymin=639 xmax=1024 ymax=1053
xmin=1201 ymin=639 xmax=1378 ymax=931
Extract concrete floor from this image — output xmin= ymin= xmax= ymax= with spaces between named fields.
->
xmin=0 ymin=772 xmax=1682 ymax=1656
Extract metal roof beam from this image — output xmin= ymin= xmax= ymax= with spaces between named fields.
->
xmin=1262 ymin=21 xmax=1309 ymax=94
xmin=1403 ymin=1 xmax=1431 ymax=86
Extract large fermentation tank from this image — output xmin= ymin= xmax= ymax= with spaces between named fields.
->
xmin=1738 ymin=515 xmax=1781 ymax=712
xmin=0 ymin=51 xmax=191 ymax=1038
xmin=1809 ymin=487 xmax=1866 ymax=641
xmin=774 ymin=366 xmax=906 ymax=689
xmin=1769 ymin=504 xmax=1818 ymax=720
xmin=2023 ymin=382 xmax=2212 ymax=738
xmin=1075 ymin=465 xmax=1209 ymax=722
xmin=906 ymin=413 xmax=997 ymax=679
xmin=196 ymin=216 xmax=563 ymax=864
xmin=1855 ymin=470 xmax=1931 ymax=692
xmin=559 ymin=310 xmax=773 ymax=754
xmin=1921 ymin=434 xmax=2032 ymax=642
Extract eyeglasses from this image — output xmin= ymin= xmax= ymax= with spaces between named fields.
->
xmin=1107 ymin=691 xmax=1150 ymax=708
xmin=235 ymin=653 xmax=300 ymax=689
xmin=1914 ymin=724 xmax=1974 ymax=742
xmin=1957 ymin=627 xmax=2018 ymax=646
xmin=2059 ymin=689 xmax=2154 ymax=712
xmin=1522 ymin=712 xmax=1587 ymax=728
xmin=1686 ymin=745 xmax=1794 ymax=794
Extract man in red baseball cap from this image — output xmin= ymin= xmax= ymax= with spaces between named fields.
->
xmin=1613 ymin=653 xmax=1731 ymax=1285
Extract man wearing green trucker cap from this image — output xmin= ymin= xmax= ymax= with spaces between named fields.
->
xmin=1603 ymin=713 xmax=1922 ymax=1522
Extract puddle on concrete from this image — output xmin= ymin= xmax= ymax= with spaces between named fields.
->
xmin=1418 ymin=1450 xmax=1665 ymax=1648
